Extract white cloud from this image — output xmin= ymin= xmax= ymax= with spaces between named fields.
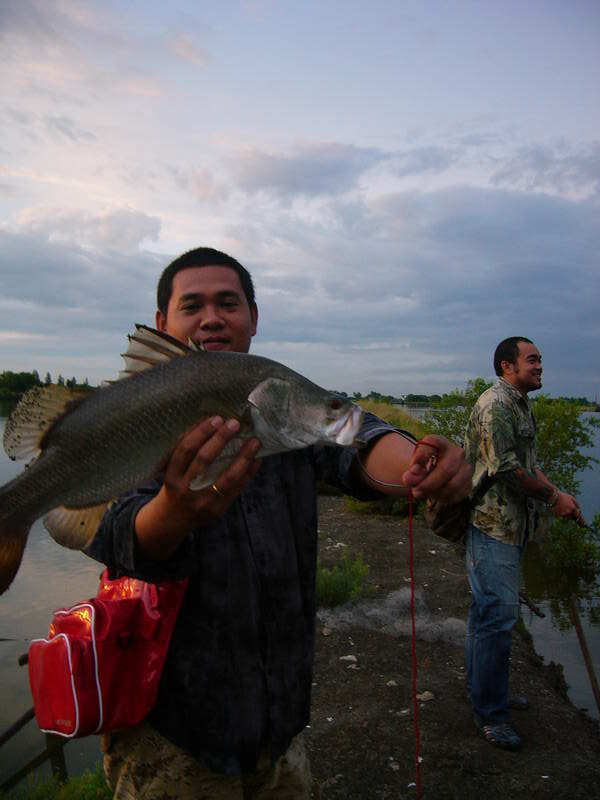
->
xmin=490 ymin=141 xmax=600 ymax=199
xmin=168 ymin=32 xmax=210 ymax=67
xmin=1 ymin=2 xmax=599 ymax=399
xmin=44 ymin=115 xmax=96 ymax=143
xmin=391 ymin=146 xmax=459 ymax=177
xmin=231 ymin=142 xmax=387 ymax=197
xmin=172 ymin=167 xmax=230 ymax=204
xmin=14 ymin=207 xmax=161 ymax=251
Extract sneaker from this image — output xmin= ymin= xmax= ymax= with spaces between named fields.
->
xmin=476 ymin=720 xmax=522 ymax=751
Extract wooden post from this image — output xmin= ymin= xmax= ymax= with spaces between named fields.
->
xmin=568 ymin=595 xmax=600 ymax=716
xmin=45 ymin=733 xmax=68 ymax=784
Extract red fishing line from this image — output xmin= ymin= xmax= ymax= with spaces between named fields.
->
xmin=407 ymin=488 xmax=422 ymax=798
xmin=359 ymin=436 xmax=439 ymax=797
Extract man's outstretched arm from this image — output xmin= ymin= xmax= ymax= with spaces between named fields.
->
xmin=353 ymin=432 xmax=472 ymax=504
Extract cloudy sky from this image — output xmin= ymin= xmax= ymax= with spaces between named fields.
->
xmin=1 ymin=0 xmax=599 ymax=398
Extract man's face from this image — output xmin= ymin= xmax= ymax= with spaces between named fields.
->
xmin=502 ymin=341 xmax=543 ymax=394
xmin=155 ymin=266 xmax=258 ymax=353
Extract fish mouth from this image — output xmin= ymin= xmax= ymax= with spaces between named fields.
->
xmin=327 ymin=404 xmax=364 ymax=446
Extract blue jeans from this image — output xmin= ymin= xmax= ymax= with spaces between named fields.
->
xmin=465 ymin=524 xmax=524 ymax=724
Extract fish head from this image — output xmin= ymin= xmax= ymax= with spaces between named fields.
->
xmin=247 ymin=375 xmax=363 ymax=452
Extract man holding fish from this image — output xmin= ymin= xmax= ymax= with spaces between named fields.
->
xmin=1 ymin=246 xmax=471 ymax=798
xmin=86 ymin=247 xmax=470 ymax=799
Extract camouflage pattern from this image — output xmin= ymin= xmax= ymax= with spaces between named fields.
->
xmin=102 ymin=723 xmax=312 ymax=799
xmin=465 ymin=378 xmax=539 ymax=546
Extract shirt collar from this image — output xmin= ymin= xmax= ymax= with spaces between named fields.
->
xmin=497 ymin=376 xmax=531 ymax=408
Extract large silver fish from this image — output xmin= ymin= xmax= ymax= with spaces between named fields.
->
xmin=0 ymin=326 xmax=363 ymax=594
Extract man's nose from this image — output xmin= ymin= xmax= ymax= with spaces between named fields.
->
xmin=199 ymin=306 xmax=225 ymax=328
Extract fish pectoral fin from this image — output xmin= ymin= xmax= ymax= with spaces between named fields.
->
xmin=3 ymin=385 xmax=86 ymax=461
xmin=44 ymin=502 xmax=111 ymax=550
xmin=116 ymin=324 xmax=193 ymax=380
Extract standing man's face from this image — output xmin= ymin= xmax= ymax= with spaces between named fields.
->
xmin=155 ymin=266 xmax=258 ymax=353
xmin=502 ymin=341 xmax=543 ymax=394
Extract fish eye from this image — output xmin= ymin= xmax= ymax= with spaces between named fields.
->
xmin=330 ymin=397 xmax=342 ymax=410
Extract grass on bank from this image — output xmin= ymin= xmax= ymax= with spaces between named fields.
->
xmin=1 ymin=763 xmax=111 ymax=800
xmin=358 ymin=400 xmax=426 ymax=440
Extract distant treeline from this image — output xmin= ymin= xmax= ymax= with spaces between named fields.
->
xmin=335 ymin=388 xmax=598 ymax=410
xmin=1 ymin=371 xmax=597 ymax=411
xmin=0 ymin=370 xmax=94 ymax=403
xmin=334 ymin=390 xmax=443 ymax=406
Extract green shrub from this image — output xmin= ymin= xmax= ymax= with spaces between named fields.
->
xmin=532 ymin=395 xmax=599 ymax=495
xmin=316 ymin=553 xmax=370 ymax=607
xmin=344 ymin=495 xmax=409 ymax=517
xmin=422 ymin=378 xmax=492 ymax=446
xmin=5 ymin=763 xmax=111 ymax=800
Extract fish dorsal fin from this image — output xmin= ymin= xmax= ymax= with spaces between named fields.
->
xmin=44 ymin=502 xmax=111 ymax=550
xmin=117 ymin=324 xmax=193 ymax=380
xmin=3 ymin=385 xmax=85 ymax=461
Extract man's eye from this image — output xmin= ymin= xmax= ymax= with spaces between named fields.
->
xmin=182 ymin=304 xmax=200 ymax=312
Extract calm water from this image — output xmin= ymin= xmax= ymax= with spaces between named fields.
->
xmin=0 ymin=415 xmax=598 ymax=786
xmin=523 ymin=412 xmax=599 ymax=719
xmin=0 ymin=420 xmax=104 ymax=786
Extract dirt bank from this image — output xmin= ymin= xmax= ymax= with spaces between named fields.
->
xmin=305 ymin=496 xmax=600 ymax=800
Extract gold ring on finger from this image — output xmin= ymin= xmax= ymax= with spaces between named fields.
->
xmin=211 ymin=483 xmax=224 ymax=498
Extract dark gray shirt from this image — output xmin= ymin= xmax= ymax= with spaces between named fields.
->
xmin=88 ymin=413 xmax=403 ymax=775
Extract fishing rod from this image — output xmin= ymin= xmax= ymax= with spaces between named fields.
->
xmin=572 ymin=506 xmax=595 ymax=532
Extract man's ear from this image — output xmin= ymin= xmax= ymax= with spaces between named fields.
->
xmin=500 ymin=359 xmax=513 ymax=376
xmin=250 ymin=303 xmax=259 ymax=337
xmin=155 ymin=309 xmax=167 ymax=332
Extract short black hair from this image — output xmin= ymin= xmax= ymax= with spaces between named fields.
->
xmin=157 ymin=247 xmax=255 ymax=314
xmin=493 ymin=337 xmax=534 ymax=376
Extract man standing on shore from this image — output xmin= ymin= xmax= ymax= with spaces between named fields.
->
xmin=464 ymin=336 xmax=582 ymax=750
xmin=89 ymin=246 xmax=472 ymax=798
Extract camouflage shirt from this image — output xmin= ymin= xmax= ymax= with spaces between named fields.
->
xmin=464 ymin=377 xmax=538 ymax=545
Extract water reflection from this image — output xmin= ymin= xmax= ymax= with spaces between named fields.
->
xmin=0 ymin=418 xmax=104 ymax=785
xmin=523 ymin=541 xmax=600 ymax=630
xmin=522 ymin=512 xmax=600 ymax=719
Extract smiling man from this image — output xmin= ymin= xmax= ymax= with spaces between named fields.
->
xmin=464 ymin=336 xmax=581 ymax=751
xmin=90 ymin=246 xmax=472 ymax=799
xmin=156 ymin=257 xmax=258 ymax=353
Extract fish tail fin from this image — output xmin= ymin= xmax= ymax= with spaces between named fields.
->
xmin=0 ymin=518 xmax=30 ymax=595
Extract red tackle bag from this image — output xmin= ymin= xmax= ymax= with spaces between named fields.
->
xmin=27 ymin=569 xmax=188 ymax=738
